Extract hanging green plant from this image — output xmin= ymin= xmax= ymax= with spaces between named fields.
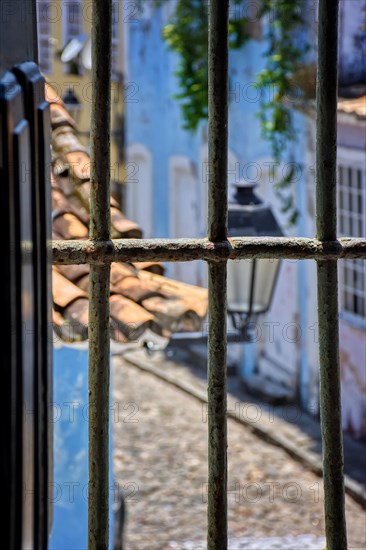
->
xmin=162 ymin=0 xmax=210 ymax=129
xmin=140 ymin=0 xmax=312 ymax=223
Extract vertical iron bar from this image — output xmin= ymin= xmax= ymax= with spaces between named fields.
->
xmin=207 ymin=1 xmax=229 ymax=548
xmin=207 ymin=263 xmax=227 ymax=549
xmin=208 ymin=1 xmax=228 ymax=243
xmin=316 ymin=1 xmax=347 ymax=548
xmin=88 ymin=0 xmax=112 ymax=548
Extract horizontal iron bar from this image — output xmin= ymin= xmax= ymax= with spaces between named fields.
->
xmin=51 ymin=237 xmax=366 ymax=265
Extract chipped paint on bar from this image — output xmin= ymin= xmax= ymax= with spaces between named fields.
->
xmin=207 ymin=1 xmax=229 ymax=548
xmin=88 ymin=0 xmax=112 ymax=547
xmin=315 ymin=0 xmax=347 ymax=548
xmin=51 ymin=236 xmax=366 ymax=265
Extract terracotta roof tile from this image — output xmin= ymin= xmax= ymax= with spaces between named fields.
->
xmin=52 ymin=188 xmax=88 ymax=224
xmin=138 ymin=270 xmax=207 ymax=301
xmin=52 ymin=308 xmax=65 ymax=328
xmin=47 ymin=82 xmax=208 ymax=343
xmin=52 ymin=230 xmax=64 ymax=241
xmin=45 ymin=83 xmax=64 ymax=105
xmin=52 ymin=126 xmax=87 ymax=154
xmin=54 ymin=263 xmax=90 ymax=283
xmin=338 ymin=95 xmax=366 ymax=119
xmin=53 ymin=269 xmax=88 ymax=309
xmin=64 ymin=298 xmax=89 ymax=328
xmin=132 ymin=262 xmax=165 ymax=275
xmin=109 ymin=295 xmax=155 ymax=339
xmin=73 ymin=180 xmax=91 ymax=208
xmin=112 ymin=276 xmax=168 ymax=303
xmin=110 ymin=262 xmax=137 ymax=285
xmin=75 ymin=274 xmax=89 ymax=293
xmin=49 ymin=103 xmax=76 ymax=130
xmin=110 ymin=195 xmax=120 ymax=209
xmin=53 ymin=212 xmax=89 ymax=240
xmin=110 ymin=206 xmax=142 ymax=238
xmin=66 ymin=151 xmax=91 ymax=181
xmin=141 ymin=296 xmax=202 ymax=332
xmin=109 ymin=294 xmax=155 ymax=323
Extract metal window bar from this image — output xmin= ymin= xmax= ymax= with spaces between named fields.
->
xmin=88 ymin=1 xmax=112 ymax=547
xmin=49 ymin=0 xmax=366 ymax=548
xmin=207 ymin=2 xmax=229 ymax=547
xmin=316 ymin=1 xmax=347 ymax=547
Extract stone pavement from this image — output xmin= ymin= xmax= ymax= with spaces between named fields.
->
xmin=112 ymin=351 xmax=366 ymax=550
xmin=168 ymin=534 xmax=326 ymax=549
xmin=124 ymin=344 xmax=366 ymax=505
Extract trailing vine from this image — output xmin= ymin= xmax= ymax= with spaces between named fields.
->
xmin=162 ymin=0 xmax=210 ymax=129
xmin=146 ymin=1 xmax=312 ymax=223
xmin=256 ymin=2 xmax=311 ymax=224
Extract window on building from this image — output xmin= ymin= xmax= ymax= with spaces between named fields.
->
xmin=338 ymin=159 xmax=366 ymax=318
xmin=112 ymin=1 xmax=120 ymax=81
xmin=63 ymin=0 xmax=82 ymax=45
xmin=62 ymin=0 xmax=83 ymax=74
xmin=36 ymin=0 xmax=53 ymax=74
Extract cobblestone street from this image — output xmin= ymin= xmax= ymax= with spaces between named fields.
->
xmin=112 ymin=355 xmax=366 ymax=550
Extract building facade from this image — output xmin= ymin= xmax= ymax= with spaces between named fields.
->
xmin=36 ymin=0 xmax=125 ymax=185
xmin=124 ymin=1 xmax=366 ymax=438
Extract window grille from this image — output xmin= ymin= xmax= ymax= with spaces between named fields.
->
xmin=36 ymin=0 xmax=53 ymax=74
xmin=61 ymin=0 xmax=83 ymax=75
xmin=112 ymin=1 xmax=119 ymax=81
xmin=51 ymin=0 xmax=366 ymax=548
xmin=338 ymin=163 xmax=366 ymax=318
xmin=63 ymin=0 xmax=82 ymax=45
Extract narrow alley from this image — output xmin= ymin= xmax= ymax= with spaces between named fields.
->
xmin=113 ymin=355 xmax=366 ymax=550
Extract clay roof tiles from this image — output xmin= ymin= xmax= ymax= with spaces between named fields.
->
xmin=46 ymin=83 xmax=208 ymax=343
xmin=338 ymin=95 xmax=366 ymax=120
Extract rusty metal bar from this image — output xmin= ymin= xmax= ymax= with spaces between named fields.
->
xmin=207 ymin=0 xmax=229 ymax=548
xmin=51 ymin=237 xmax=366 ymax=265
xmin=207 ymin=263 xmax=228 ymax=549
xmin=207 ymin=4 xmax=228 ymax=243
xmin=316 ymin=1 xmax=347 ymax=549
xmin=88 ymin=0 xmax=112 ymax=548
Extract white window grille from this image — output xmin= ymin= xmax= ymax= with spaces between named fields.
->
xmin=36 ymin=0 xmax=53 ymax=74
xmin=338 ymin=154 xmax=366 ymax=319
xmin=62 ymin=0 xmax=82 ymax=74
xmin=63 ymin=0 xmax=82 ymax=45
xmin=112 ymin=1 xmax=120 ymax=81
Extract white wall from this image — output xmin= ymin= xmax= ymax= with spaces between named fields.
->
xmin=126 ymin=142 xmax=153 ymax=238
xmin=169 ymin=155 xmax=201 ymax=285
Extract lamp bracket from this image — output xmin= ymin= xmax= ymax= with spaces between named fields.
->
xmin=143 ymin=312 xmax=256 ymax=353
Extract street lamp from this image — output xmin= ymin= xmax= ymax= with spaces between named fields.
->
xmin=227 ymin=181 xmax=283 ymax=336
xmin=145 ymin=180 xmax=284 ymax=351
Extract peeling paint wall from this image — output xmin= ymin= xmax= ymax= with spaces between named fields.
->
xmin=306 ymin=119 xmax=366 ymax=440
xmin=339 ymin=321 xmax=366 ymax=439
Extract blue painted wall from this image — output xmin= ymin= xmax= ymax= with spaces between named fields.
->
xmin=49 ymin=345 xmax=115 ymax=549
xmin=125 ymin=5 xmax=311 ymax=401
xmin=126 ymin=8 xmax=309 ymax=233
xmin=126 ymin=9 xmax=203 ymax=238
